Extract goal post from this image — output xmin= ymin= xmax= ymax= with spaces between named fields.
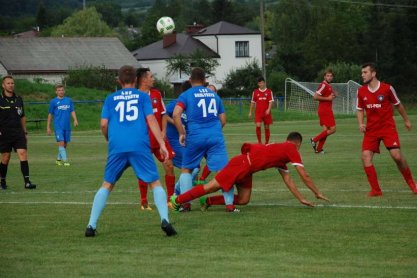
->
xmin=284 ymin=78 xmax=360 ymax=115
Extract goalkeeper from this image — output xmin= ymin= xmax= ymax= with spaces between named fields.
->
xmin=170 ymin=132 xmax=329 ymax=211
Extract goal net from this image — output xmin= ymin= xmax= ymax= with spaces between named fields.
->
xmin=284 ymin=78 xmax=361 ymax=114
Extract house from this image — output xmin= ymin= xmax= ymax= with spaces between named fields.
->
xmin=132 ymin=21 xmax=262 ymax=89
xmin=0 ymin=37 xmax=140 ymax=83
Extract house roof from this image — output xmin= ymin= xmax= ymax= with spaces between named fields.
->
xmin=193 ymin=21 xmax=260 ymax=36
xmin=132 ymin=33 xmax=220 ymax=61
xmin=0 ymin=37 xmax=140 ymax=73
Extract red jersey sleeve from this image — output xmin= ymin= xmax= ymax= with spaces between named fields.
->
xmin=287 ymin=144 xmax=303 ymax=167
xmin=388 ymin=85 xmax=401 ymax=106
xmin=267 ymin=89 xmax=274 ymax=102
xmin=356 ymin=89 xmax=364 ymax=110
xmin=251 ymin=90 xmax=257 ymax=103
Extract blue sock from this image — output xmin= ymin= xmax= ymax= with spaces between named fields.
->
xmin=58 ymin=146 xmax=67 ymax=161
xmin=179 ymin=173 xmax=193 ymax=199
xmin=222 ymin=186 xmax=235 ymax=205
xmin=174 ymin=167 xmax=200 ymax=195
xmin=87 ymin=187 xmax=110 ymax=229
xmin=153 ymin=186 xmax=169 ymax=222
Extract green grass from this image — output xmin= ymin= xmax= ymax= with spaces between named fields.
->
xmin=1 ymin=116 xmax=417 ymax=277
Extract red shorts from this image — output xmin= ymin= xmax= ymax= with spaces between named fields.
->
xmin=362 ymin=129 xmax=400 ymax=153
xmin=255 ymin=111 xmax=273 ymax=125
xmin=151 ymin=138 xmax=175 ymax=162
xmin=215 ymin=154 xmax=253 ymax=191
xmin=318 ymin=110 xmax=335 ymax=127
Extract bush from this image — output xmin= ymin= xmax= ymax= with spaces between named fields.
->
xmin=266 ymin=71 xmax=290 ymax=97
xmin=220 ymin=60 xmax=263 ymax=97
xmin=64 ymin=65 xmax=117 ymax=91
xmin=317 ymin=62 xmax=361 ymax=83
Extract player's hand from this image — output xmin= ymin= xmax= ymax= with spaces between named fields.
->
xmin=47 ymin=127 xmax=52 ymax=135
xmin=265 ymin=109 xmax=270 ymax=115
xmin=179 ymin=134 xmax=186 ymax=146
xmin=74 ymin=120 xmax=79 ymax=127
xmin=316 ymin=193 xmax=330 ymax=202
xmin=159 ymin=143 xmax=169 ymax=162
xmin=359 ymin=124 xmax=366 ymax=133
xmin=404 ymin=119 xmax=412 ymax=131
xmin=248 ymin=112 xmax=252 ymax=118
xmin=300 ymin=199 xmax=315 ymax=207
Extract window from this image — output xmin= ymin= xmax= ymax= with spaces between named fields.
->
xmin=235 ymin=41 xmax=249 ymax=57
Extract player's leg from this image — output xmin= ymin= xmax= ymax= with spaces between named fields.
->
xmin=55 ymin=130 xmax=67 ymax=165
xmin=388 ymin=148 xmax=417 ymax=193
xmin=0 ymin=151 xmax=11 ymax=189
xmin=15 ymin=133 xmax=36 ymax=189
xmin=255 ymin=122 xmax=262 ymax=144
xmin=263 ymin=114 xmax=273 ymax=144
xmin=197 ymin=164 xmax=211 ymax=183
xmin=362 ymin=149 xmax=382 ymax=196
xmin=316 ymin=125 xmax=336 ymax=153
xmin=137 ymin=180 xmax=151 ymax=210
xmin=162 ymin=159 xmax=175 ymax=200
xmin=173 ymin=178 xmax=222 ymax=206
xmin=62 ymin=130 xmax=71 ymax=166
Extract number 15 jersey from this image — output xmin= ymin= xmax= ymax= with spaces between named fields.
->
xmin=101 ymin=88 xmax=153 ymax=155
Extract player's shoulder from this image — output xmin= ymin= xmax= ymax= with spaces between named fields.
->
xmin=150 ymin=88 xmax=162 ymax=97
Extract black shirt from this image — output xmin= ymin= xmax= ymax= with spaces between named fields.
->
xmin=0 ymin=92 xmax=25 ymax=129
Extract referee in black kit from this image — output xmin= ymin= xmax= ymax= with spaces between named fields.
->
xmin=0 ymin=75 xmax=36 ymax=190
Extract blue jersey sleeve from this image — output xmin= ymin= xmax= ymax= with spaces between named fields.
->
xmin=101 ymin=97 xmax=110 ymax=119
xmin=217 ymin=95 xmax=225 ymax=114
xmin=69 ymin=98 xmax=74 ymax=113
xmin=48 ymin=99 xmax=55 ymax=114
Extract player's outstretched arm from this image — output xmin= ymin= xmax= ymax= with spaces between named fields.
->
xmin=295 ymin=166 xmax=329 ymax=202
xmin=395 ymin=103 xmax=412 ymax=131
xmin=278 ymin=169 xmax=314 ymax=207
xmin=219 ymin=113 xmax=226 ymax=128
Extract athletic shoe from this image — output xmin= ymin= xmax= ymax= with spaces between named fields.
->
xmin=56 ymin=160 xmax=63 ymax=166
xmin=85 ymin=225 xmax=96 ymax=237
xmin=24 ymin=182 xmax=36 ymax=189
xmin=315 ymin=150 xmax=325 ymax=154
xmin=63 ymin=162 xmax=70 ymax=166
xmin=169 ymin=195 xmax=180 ymax=211
xmin=1 ymin=181 xmax=7 ymax=190
xmin=200 ymin=196 xmax=211 ymax=212
xmin=161 ymin=219 xmax=177 ymax=236
xmin=140 ymin=202 xmax=153 ymax=211
xmin=368 ymin=190 xmax=382 ymax=197
xmin=226 ymin=207 xmax=240 ymax=213
xmin=310 ymin=138 xmax=317 ymax=152
xmin=179 ymin=203 xmax=191 ymax=213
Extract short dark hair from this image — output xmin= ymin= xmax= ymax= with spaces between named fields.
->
xmin=362 ymin=62 xmax=377 ymax=72
xmin=286 ymin=132 xmax=303 ymax=143
xmin=55 ymin=84 xmax=64 ymax=90
xmin=136 ymin=67 xmax=150 ymax=86
xmin=181 ymin=80 xmax=192 ymax=92
xmin=118 ymin=65 xmax=136 ymax=84
xmin=2 ymin=75 xmax=13 ymax=82
xmin=324 ymin=69 xmax=333 ymax=75
xmin=257 ymin=76 xmax=265 ymax=83
xmin=190 ymin=67 xmax=205 ymax=83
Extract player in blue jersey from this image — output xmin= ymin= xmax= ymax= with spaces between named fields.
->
xmin=85 ymin=65 xmax=176 ymax=237
xmin=173 ymin=68 xmax=235 ymax=212
xmin=47 ymin=84 xmax=78 ymax=166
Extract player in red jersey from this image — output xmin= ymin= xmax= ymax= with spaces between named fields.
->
xmin=248 ymin=77 xmax=274 ymax=144
xmin=357 ymin=63 xmax=417 ymax=197
xmin=170 ymin=132 xmax=329 ymax=211
xmin=136 ymin=68 xmax=176 ymax=210
xmin=310 ymin=69 xmax=337 ymax=154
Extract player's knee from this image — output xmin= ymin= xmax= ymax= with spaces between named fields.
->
xmin=237 ymin=198 xmax=250 ymax=205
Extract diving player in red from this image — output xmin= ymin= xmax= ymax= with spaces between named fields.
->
xmin=136 ymin=68 xmax=176 ymax=210
xmin=248 ymin=77 xmax=274 ymax=144
xmin=310 ymin=69 xmax=336 ymax=154
xmin=170 ymin=132 xmax=329 ymax=211
xmin=357 ymin=62 xmax=417 ymax=196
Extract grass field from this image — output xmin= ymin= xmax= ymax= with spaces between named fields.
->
xmin=1 ymin=116 xmax=417 ymax=277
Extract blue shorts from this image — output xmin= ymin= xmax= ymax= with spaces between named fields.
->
xmin=182 ymin=135 xmax=228 ymax=171
xmin=55 ymin=129 xmax=71 ymax=143
xmin=167 ymin=136 xmax=184 ymax=169
xmin=104 ymin=151 xmax=159 ymax=184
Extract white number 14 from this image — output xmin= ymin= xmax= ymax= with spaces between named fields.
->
xmin=197 ymin=98 xmax=217 ymax=117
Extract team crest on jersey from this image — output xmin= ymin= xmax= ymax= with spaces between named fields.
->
xmin=377 ymin=95 xmax=384 ymax=102
xmin=152 ymin=98 xmax=158 ymax=104
xmin=17 ymin=107 xmax=23 ymax=116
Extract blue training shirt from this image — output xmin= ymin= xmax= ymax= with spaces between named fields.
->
xmin=165 ymin=99 xmax=187 ymax=141
xmin=101 ymin=88 xmax=153 ymax=155
xmin=176 ymin=86 xmax=224 ymax=137
xmin=48 ymin=97 xmax=74 ymax=130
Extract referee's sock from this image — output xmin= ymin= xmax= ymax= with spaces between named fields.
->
xmin=0 ymin=162 xmax=8 ymax=183
xmin=20 ymin=160 xmax=30 ymax=183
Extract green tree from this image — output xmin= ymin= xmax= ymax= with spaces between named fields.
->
xmin=166 ymin=50 xmax=219 ymax=78
xmin=51 ymin=7 xmax=114 ymax=37
xmin=166 ymin=54 xmax=190 ymax=79
xmin=90 ymin=1 xmax=123 ymax=28
xmin=221 ymin=60 xmax=262 ymax=97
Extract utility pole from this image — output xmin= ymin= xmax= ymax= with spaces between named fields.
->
xmin=260 ymin=0 xmax=266 ymax=80
xmin=83 ymin=0 xmax=86 ymax=9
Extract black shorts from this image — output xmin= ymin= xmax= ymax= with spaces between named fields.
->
xmin=0 ymin=128 xmax=27 ymax=153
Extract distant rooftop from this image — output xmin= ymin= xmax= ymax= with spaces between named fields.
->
xmin=193 ymin=21 xmax=260 ymax=36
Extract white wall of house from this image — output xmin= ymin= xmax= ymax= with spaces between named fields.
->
xmin=0 ymin=63 xmax=8 ymax=76
xmin=11 ymin=74 xmax=65 ymax=84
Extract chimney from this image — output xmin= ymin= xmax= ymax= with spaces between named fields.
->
xmin=163 ymin=31 xmax=177 ymax=48
xmin=185 ymin=23 xmax=205 ymax=34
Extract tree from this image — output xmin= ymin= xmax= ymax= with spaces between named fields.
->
xmin=90 ymin=1 xmax=123 ymax=28
xmin=166 ymin=54 xmax=190 ymax=79
xmin=166 ymin=50 xmax=219 ymax=78
xmin=221 ymin=60 xmax=262 ymax=97
xmin=51 ymin=7 xmax=114 ymax=37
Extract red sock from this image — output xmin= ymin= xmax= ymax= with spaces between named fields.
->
xmin=207 ymin=195 xmax=239 ymax=205
xmin=256 ymin=126 xmax=262 ymax=143
xmin=176 ymin=185 xmax=206 ymax=204
xmin=138 ymin=180 xmax=148 ymax=204
xmin=316 ymin=137 xmax=327 ymax=152
xmin=265 ymin=128 xmax=270 ymax=144
xmin=313 ymin=130 xmax=328 ymax=142
xmin=165 ymin=174 xmax=175 ymax=199
xmin=200 ymin=165 xmax=211 ymax=181
xmin=364 ymin=165 xmax=381 ymax=192
xmin=400 ymin=167 xmax=417 ymax=191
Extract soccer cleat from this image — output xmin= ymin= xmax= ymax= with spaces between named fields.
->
xmin=315 ymin=150 xmax=325 ymax=154
xmin=1 ymin=181 xmax=7 ymax=190
xmin=56 ymin=160 xmax=63 ymax=166
xmin=85 ymin=225 xmax=96 ymax=237
xmin=161 ymin=219 xmax=177 ymax=236
xmin=169 ymin=195 xmax=180 ymax=211
xmin=200 ymin=196 xmax=211 ymax=212
xmin=179 ymin=203 xmax=191 ymax=213
xmin=140 ymin=202 xmax=153 ymax=211
xmin=368 ymin=190 xmax=382 ymax=197
xmin=63 ymin=162 xmax=70 ymax=166
xmin=24 ymin=182 xmax=36 ymax=189
xmin=310 ymin=138 xmax=317 ymax=152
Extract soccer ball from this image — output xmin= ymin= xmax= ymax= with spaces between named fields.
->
xmin=156 ymin=16 xmax=175 ymax=35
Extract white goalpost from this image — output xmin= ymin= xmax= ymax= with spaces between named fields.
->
xmin=284 ymin=78 xmax=361 ymax=114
